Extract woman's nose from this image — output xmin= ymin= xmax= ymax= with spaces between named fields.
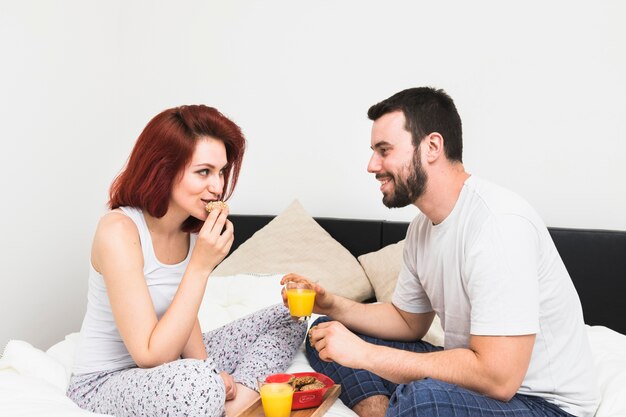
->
xmin=207 ymin=176 xmax=223 ymax=196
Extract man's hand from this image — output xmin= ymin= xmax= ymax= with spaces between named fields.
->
xmin=281 ymin=273 xmax=334 ymax=315
xmin=308 ymin=320 xmax=371 ymax=369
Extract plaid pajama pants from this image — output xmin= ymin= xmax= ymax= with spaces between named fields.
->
xmin=305 ymin=316 xmax=573 ymax=417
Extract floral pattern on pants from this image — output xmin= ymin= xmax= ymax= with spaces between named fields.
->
xmin=67 ymin=304 xmax=306 ymax=417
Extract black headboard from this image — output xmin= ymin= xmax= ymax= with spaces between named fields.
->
xmin=228 ymin=215 xmax=626 ymax=335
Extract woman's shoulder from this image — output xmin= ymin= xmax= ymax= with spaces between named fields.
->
xmin=95 ymin=209 xmax=140 ymax=243
xmin=92 ymin=209 xmax=143 ymax=272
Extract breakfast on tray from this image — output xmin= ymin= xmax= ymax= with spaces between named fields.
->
xmin=263 ymin=371 xmax=337 ymax=411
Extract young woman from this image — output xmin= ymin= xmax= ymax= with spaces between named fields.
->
xmin=67 ymin=105 xmax=306 ymax=417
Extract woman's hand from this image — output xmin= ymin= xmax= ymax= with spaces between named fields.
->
xmin=189 ymin=206 xmax=234 ymax=276
xmin=280 ymin=273 xmax=334 ymax=315
xmin=219 ymin=371 xmax=237 ymax=401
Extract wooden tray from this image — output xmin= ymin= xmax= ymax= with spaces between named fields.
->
xmin=236 ymin=385 xmax=341 ymax=417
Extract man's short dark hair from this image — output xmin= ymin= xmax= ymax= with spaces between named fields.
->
xmin=367 ymin=87 xmax=463 ymax=162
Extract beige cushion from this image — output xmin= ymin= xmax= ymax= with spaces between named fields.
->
xmin=358 ymin=240 xmax=444 ymax=346
xmin=212 ymin=200 xmax=374 ymax=301
xmin=358 ymin=240 xmax=405 ymax=303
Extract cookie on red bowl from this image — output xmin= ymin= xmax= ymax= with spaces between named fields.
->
xmin=267 ymin=371 xmax=334 ymax=410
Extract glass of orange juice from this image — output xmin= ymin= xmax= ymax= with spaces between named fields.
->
xmin=258 ymin=378 xmax=294 ymax=417
xmin=285 ymin=281 xmax=316 ymax=320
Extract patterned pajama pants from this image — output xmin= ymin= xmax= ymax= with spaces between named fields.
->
xmin=306 ymin=316 xmax=574 ymax=417
xmin=67 ymin=304 xmax=307 ymax=417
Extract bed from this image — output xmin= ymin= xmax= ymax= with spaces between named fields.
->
xmin=2 ymin=200 xmax=625 ymax=416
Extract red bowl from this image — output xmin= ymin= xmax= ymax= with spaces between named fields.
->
xmin=264 ymin=373 xmax=294 ymax=383
xmin=265 ymin=371 xmax=334 ymax=410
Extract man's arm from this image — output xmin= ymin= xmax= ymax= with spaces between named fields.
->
xmin=320 ymin=295 xmax=435 ymax=342
xmin=283 ymin=272 xmax=536 ymax=399
xmin=281 ymin=273 xmax=434 ymax=341
xmin=370 ymin=333 xmax=534 ymax=401
xmin=311 ymin=320 xmax=535 ymax=402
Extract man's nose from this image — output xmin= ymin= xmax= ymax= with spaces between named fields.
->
xmin=367 ymin=153 xmax=380 ymax=173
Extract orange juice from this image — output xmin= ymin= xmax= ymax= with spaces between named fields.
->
xmin=286 ymin=288 xmax=316 ymax=317
xmin=259 ymin=382 xmax=293 ymax=417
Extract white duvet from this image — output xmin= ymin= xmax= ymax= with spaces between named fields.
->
xmin=1 ymin=274 xmax=625 ymax=417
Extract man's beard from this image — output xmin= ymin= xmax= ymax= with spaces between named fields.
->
xmin=382 ymin=152 xmax=427 ymax=208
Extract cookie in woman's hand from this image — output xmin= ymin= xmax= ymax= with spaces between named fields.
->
xmin=205 ymin=201 xmax=228 ymax=213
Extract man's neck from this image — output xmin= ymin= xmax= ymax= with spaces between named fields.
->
xmin=415 ymin=164 xmax=470 ymax=225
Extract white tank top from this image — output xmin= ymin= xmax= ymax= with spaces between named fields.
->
xmin=72 ymin=207 xmax=197 ymax=374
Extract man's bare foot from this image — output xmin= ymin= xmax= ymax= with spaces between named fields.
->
xmin=353 ymin=395 xmax=389 ymax=417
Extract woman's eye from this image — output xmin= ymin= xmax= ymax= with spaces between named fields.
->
xmin=198 ymin=169 xmax=209 ymax=176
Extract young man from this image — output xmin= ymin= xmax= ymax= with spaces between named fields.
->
xmin=283 ymin=87 xmax=599 ymax=417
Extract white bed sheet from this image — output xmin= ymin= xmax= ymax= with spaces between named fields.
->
xmin=0 ymin=335 xmax=356 ymax=417
xmin=0 ymin=274 xmax=357 ymax=417
xmin=1 ymin=273 xmax=625 ymax=417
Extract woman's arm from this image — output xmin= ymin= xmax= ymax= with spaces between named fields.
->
xmin=181 ymin=319 xmax=208 ymax=360
xmin=94 ymin=209 xmax=232 ymax=368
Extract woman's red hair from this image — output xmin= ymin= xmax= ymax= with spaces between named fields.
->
xmin=109 ymin=105 xmax=246 ymax=233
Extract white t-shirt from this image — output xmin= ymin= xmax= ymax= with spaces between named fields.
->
xmin=392 ymin=176 xmax=599 ymax=417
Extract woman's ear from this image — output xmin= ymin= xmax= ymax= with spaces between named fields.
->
xmin=424 ymin=132 xmax=444 ymax=163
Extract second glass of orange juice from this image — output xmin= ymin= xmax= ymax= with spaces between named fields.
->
xmin=285 ymin=281 xmax=316 ymax=319
xmin=258 ymin=379 xmax=294 ymax=417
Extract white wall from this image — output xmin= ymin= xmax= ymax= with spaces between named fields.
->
xmin=1 ymin=0 xmax=625 ymax=350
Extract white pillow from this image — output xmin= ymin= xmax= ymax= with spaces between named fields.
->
xmin=46 ymin=333 xmax=82 ymax=385
xmin=198 ymin=273 xmax=284 ymax=332
xmin=0 ymin=372 xmax=111 ymax=417
xmin=587 ymin=325 xmax=626 ymax=417
xmin=212 ymin=200 xmax=374 ymax=302
xmin=0 ymin=340 xmax=67 ymax=391
xmin=0 ymin=339 xmax=111 ymax=416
